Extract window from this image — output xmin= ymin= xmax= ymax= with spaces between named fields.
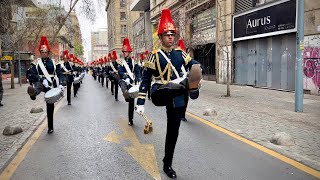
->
xmin=120 ymin=12 xmax=126 ymax=21
xmin=121 ymin=25 xmax=127 ymax=35
xmin=121 ymin=37 xmax=125 ymax=44
xmin=139 ymin=12 xmax=144 ymax=17
xmin=120 ymin=0 xmax=126 ymax=8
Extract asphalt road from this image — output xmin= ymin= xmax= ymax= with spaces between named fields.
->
xmin=9 ymin=76 xmax=318 ymax=180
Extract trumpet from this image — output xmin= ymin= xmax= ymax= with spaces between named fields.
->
xmin=141 ymin=113 xmax=153 ymax=134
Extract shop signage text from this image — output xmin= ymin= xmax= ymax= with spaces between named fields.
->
xmin=233 ymin=0 xmax=296 ymax=42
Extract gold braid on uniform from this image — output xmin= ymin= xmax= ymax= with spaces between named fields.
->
xmin=156 ymin=52 xmax=171 ymax=84
xmin=143 ymin=51 xmax=156 ymax=70
xmin=179 ymin=49 xmax=192 ymax=65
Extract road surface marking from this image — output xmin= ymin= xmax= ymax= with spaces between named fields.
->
xmin=186 ymin=112 xmax=320 ymax=178
xmin=104 ymin=119 xmax=161 ymax=180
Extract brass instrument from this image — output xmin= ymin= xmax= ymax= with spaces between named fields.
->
xmin=141 ymin=114 xmax=153 ymax=134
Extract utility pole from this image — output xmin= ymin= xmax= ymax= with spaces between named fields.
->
xmin=295 ymin=0 xmax=304 ymax=112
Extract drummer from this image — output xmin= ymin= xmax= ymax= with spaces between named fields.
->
xmin=109 ymin=51 xmax=120 ymax=101
xmin=59 ymin=50 xmax=74 ymax=105
xmin=27 ymin=35 xmax=64 ymax=134
xmin=118 ymin=38 xmax=135 ymax=126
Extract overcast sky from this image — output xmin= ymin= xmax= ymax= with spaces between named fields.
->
xmin=37 ymin=0 xmax=108 ymax=61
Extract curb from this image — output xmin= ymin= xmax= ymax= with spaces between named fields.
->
xmin=0 ymin=112 xmax=47 ymax=173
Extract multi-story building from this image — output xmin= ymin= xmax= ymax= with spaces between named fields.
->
xmin=227 ymin=0 xmax=320 ymax=95
xmin=106 ymin=0 xmax=140 ymax=59
xmin=91 ymin=30 xmax=108 ymax=61
xmin=131 ymin=0 xmax=216 ymax=80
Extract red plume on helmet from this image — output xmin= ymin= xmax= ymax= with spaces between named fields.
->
xmin=104 ymin=56 xmax=108 ymax=63
xmin=145 ymin=50 xmax=149 ymax=55
xmin=157 ymin=8 xmax=177 ymax=35
xmin=140 ymin=53 xmax=145 ymax=61
xmin=69 ymin=54 xmax=74 ymax=61
xmin=112 ymin=51 xmax=118 ymax=61
xmin=177 ymin=38 xmax=186 ymax=52
xmin=122 ymin=38 xmax=132 ymax=52
xmin=38 ymin=35 xmax=50 ymax=52
xmin=63 ymin=50 xmax=69 ymax=59
xmin=108 ymin=53 xmax=112 ymax=60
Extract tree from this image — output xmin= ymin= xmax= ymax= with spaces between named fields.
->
xmin=74 ymin=40 xmax=84 ymax=57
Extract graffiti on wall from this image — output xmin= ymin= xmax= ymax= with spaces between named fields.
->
xmin=304 ymin=35 xmax=320 ymax=95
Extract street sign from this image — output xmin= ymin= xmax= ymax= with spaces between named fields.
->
xmin=0 ymin=55 xmax=13 ymax=61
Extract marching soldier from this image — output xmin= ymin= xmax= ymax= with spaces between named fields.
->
xmin=109 ymin=51 xmax=120 ymax=101
xmin=135 ymin=9 xmax=202 ymax=178
xmin=70 ymin=54 xmax=80 ymax=97
xmin=118 ymin=38 xmax=135 ymax=126
xmin=27 ymin=35 xmax=64 ymax=134
xmin=59 ymin=50 xmax=74 ymax=105
xmin=105 ymin=57 xmax=110 ymax=89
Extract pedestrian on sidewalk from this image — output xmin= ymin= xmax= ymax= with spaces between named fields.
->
xmin=135 ymin=8 xmax=202 ymax=179
xmin=27 ymin=35 xmax=64 ymax=134
xmin=0 ymin=62 xmax=10 ymax=106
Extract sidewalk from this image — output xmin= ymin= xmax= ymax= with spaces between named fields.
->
xmin=0 ymin=79 xmax=46 ymax=172
xmin=187 ymin=81 xmax=320 ymax=171
xmin=0 ymin=79 xmax=319 ymax=173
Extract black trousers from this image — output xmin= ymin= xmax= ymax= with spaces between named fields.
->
xmin=128 ymin=98 xmax=134 ymax=121
xmin=106 ymin=77 xmax=109 ymax=89
xmin=101 ymin=77 xmax=104 ymax=87
xmin=46 ymin=103 xmax=54 ymax=130
xmin=182 ymin=92 xmax=189 ymax=119
xmin=0 ymin=78 xmax=3 ymax=103
xmin=163 ymin=107 xmax=183 ymax=167
xmin=67 ymin=82 xmax=72 ymax=104
xmin=118 ymin=80 xmax=135 ymax=122
xmin=33 ymin=81 xmax=55 ymax=130
xmin=111 ymin=80 xmax=118 ymax=100
xmin=98 ymin=75 xmax=101 ymax=83
xmin=73 ymin=83 xmax=79 ymax=97
xmin=147 ymin=86 xmax=151 ymax=100
xmin=93 ymin=73 xmax=97 ymax=80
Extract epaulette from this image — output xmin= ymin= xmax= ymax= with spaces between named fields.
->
xmin=144 ymin=51 xmax=157 ymax=70
xmin=175 ymin=47 xmax=183 ymax=51
xmin=181 ymin=50 xmax=192 ymax=65
xmin=151 ymin=49 xmax=158 ymax=54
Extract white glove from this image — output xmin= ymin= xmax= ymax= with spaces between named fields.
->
xmin=135 ymin=105 xmax=145 ymax=115
xmin=125 ymin=78 xmax=130 ymax=85
xmin=42 ymin=79 xmax=49 ymax=88
xmin=59 ymin=85 xmax=64 ymax=91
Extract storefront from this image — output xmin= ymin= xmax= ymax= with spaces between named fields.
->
xmin=233 ymin=0 xmax=297 ymax=90
xmin=189 ymin=6 xmax=216 ymax=80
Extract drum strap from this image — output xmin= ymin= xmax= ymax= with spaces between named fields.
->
xmin=121 ymin=59 xmax=135 ymax=81
xmin=37 ymin=58 xmax=53 ymax=84
xmin=110 ymin=62 xmax=118 ymax=73
xmin=61 ymin=63 xmax=69 ymax=73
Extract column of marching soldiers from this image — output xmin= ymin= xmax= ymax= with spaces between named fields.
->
xmin=25 ymin=8 xmax=203 ymax=179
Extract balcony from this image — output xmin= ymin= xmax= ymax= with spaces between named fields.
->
xmin=130 ymin=0 xmax=150 ymax=11
xmin=13 ymin=0 xmax=38 ymax=7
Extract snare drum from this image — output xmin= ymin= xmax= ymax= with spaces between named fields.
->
xmin=44 ymin=88 xmax=64 ymax=104
xmin=128 ymin=85 xmax=140 ymax=98
xmin=73 ymin=77 xmax=81 ymax=84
